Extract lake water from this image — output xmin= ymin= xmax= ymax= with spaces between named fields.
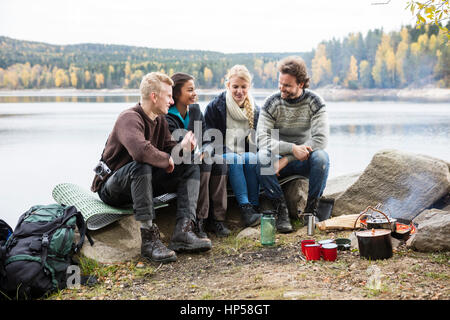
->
xmin=1 ymin=92 xmax=449 ymax=227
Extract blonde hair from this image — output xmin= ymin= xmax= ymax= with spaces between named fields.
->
xmin=225 ymin=65 xmax=254 ymax=129
xmin=140 ymin=72 xmax=174 ymax=100
xmin=225 ymin=65 xmax=252 ymax=87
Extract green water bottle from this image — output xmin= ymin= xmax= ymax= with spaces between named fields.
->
xmin=261 ymin=211 xmax=276 ymax=246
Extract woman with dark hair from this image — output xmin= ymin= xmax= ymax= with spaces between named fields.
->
xmin=166 ymin=72 xmax=230 ymax=238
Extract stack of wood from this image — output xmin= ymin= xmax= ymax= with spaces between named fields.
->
xmin=316 ymin=214 xmax=363 ymax=231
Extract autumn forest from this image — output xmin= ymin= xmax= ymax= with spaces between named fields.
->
xmin=0 ymin=23 xmax=448 ymax=90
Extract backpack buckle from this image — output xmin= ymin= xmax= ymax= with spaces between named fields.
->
xmin=42 ymin=234 xmax=49 ymax=247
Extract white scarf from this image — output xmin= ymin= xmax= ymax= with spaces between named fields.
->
xmin=225 ymin=90 xmax=254 ymax=123
xmin=225 ymin=90 xmax=256 ymax=154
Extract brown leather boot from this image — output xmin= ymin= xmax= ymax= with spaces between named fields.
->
xmin=169 ymin=218 xmax=212 ymax=253
xmin=141 ymin=225 xmax=177 ymax=263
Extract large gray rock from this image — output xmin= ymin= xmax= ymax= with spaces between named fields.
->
xmin=323 ymin=172 xmax=361 ymax=198
xmin=407 ymin=208 xmax=450 ymax=252
xmin=280 ymin=172 xmax=361 ymax=219
xmin=81 ymin=206 xmax=176 ymax=264
xmin=283 ymin=177 xmax=309 ymax=218
xmin=332 ymin=150 xmax=450 ymax=220
xmin=81 ymin=215 xmax=141 ymax=264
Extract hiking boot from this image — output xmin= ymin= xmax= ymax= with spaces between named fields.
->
xmin=271 ymin=197 xmax=293 ymax=233
xmin=168 ymin=218 xmax=212 ymax=253
xmin=304 ymin=197 xmax=319 ymax=216
xmin=239 ymin=203 xmax=262 ymax=227
xmin=141 ymin=225 xmax=177 ymax=263
xmin=195 ymin=218 xmax=208 ymax=239
xmin=206 ymin=219 xmax=231 ymax=237
xmin=303 ymin=197 xmax=319 ymax=225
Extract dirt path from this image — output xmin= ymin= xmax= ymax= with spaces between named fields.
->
xmin=51 ymin=226 xmax=449 ymax=301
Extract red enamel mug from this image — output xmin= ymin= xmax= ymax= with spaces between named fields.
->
xmin=304 ymin=244 xmax=321 ymax=261
xmin=301 ymin=239 xmax=315 ymax=255
xmin=321 ymin=243 xmax=338 ymax=261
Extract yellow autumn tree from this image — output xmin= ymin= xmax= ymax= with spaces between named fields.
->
xmin=263 ymin=61 xmax=277 ymax=82
xmin=84 ymin=70 xmax=91 ymax=85
xmin=359 ymin=60 xmax=372 ymax=88
xmin=254 ymin=58 xmax=264 ymax=78
xmin=95 ymin=73 xmax=104 ymax=88
xmin=54 ymin=68 xmax=68 ymax=87
xmin=344 ymin=55 xmax=358 ymax=88
xmin=311 ymin=44 xmax=332 ymax=86
xmin=395 ymin=27 xmax=410 ymax=86
xmin=20 ymin=68 xmax=31 ymax=88
xmin=204 ymin=67 xmax=213 ymax=85
xmin=372 ymin=33 xmax=396 ymax=88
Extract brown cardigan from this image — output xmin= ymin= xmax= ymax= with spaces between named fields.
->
xmin=91 ymin=103 xmax=177 ymax=192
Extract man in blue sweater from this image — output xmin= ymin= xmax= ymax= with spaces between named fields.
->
xmin=256 ymin=56 xmax=330 ymax=233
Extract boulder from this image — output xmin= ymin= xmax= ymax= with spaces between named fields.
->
xmin=332 ymin=149 xmax=450 ymax=221
xmin=282 ymin=177 xmax=309 ymax=218
xmin=280 ymin=172 xmax=361 ymax=219
xmin=407 ymin=208 xmax=450 ymax=252
xmin=81 ymin=205 xmax=176 ymax=264
xmin=80 ymin=215 xmax=141 ymax=264
xmin=322 ymin=172 xmax=361 ymax=199
xmin=236 ymin=227 xmax=260 ymax=240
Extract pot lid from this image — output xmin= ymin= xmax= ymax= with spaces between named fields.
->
xmin=356 ymin=229 xmax=391 ymax=237
xmin=367 ymin=217 xmax=397 ymax=224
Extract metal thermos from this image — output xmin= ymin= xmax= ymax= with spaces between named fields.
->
xmin=307 ymin=214 xmax=315 ymax=236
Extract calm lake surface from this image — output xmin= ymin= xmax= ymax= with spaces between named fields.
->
xmin=1 ymin=92 xmax=449 ymax=226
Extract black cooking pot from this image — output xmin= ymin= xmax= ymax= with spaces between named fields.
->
xmin=354 ymin=208 xmax=393 ymax=260
xmin=355 ymin=229 xmax=393 ymax=260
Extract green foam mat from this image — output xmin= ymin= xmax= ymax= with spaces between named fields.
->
xmin=52 ymin=183 xmax=176 ymax=230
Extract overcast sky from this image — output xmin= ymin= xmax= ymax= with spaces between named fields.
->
xmin=0 ymin=0 xmax=415 ymax=53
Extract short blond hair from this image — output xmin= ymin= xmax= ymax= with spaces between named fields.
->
xmin=140 ymin=72 xmax=174 ymax=100
xmin=225 ymin=65 xmax=252 ymax=88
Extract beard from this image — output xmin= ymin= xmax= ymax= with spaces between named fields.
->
xmin=281 ymin=91 xmax=296 ymax=100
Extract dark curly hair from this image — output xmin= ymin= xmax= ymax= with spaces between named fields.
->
xmin=277 ymin=56 xmax=310 ymax=88
xmin=171 ymin=72 xmax=195 ymax=104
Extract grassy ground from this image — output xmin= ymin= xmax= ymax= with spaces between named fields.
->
xmin=46 ymin=222 xmax=449 ymax=301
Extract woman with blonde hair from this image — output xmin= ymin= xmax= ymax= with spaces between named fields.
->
xmin=204 ymin=65 xmax=262 ymax=227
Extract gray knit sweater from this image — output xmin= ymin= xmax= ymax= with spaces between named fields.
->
xmin=256 ymin=89 xmax=329 ymax=162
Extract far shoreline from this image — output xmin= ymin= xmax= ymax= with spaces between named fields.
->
xmin=0 ymin=87 xmax=449 ymax=103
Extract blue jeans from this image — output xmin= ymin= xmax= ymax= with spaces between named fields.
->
xmin=258 ymin=150 xmax=330 ymax=200
xmin=223 ymin=152 xmax=260 ymax=206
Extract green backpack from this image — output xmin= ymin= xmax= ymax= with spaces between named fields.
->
xmin=0 ymin=204 xmax=89 ymax=299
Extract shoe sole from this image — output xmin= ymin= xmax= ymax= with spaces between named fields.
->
xmin=277 ymin=227 xmax=294 ymax=234
xmin=168 ymin=241 xmax=212 ymax=253
xmin=244 ymin=219 xmax=261 ymax=228
xmin=143 ymin=254 xmax=177 ymax=264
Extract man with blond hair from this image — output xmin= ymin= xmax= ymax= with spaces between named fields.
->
xmin=91 ymin=72 xmax=211 ymax=264
xmin=257 ymin=56 xmax=330 ymax=233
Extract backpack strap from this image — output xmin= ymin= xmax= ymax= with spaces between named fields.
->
xmin=40 ymin=233 xmax=50 ymax=270
xmin=0 ymin=244 xmax=7 ymax=277
xmin=69 ymin=206 xmax=94 ymax=251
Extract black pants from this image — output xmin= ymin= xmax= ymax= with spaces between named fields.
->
xmin=98 ymin=161 xmax=200 ymax=222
